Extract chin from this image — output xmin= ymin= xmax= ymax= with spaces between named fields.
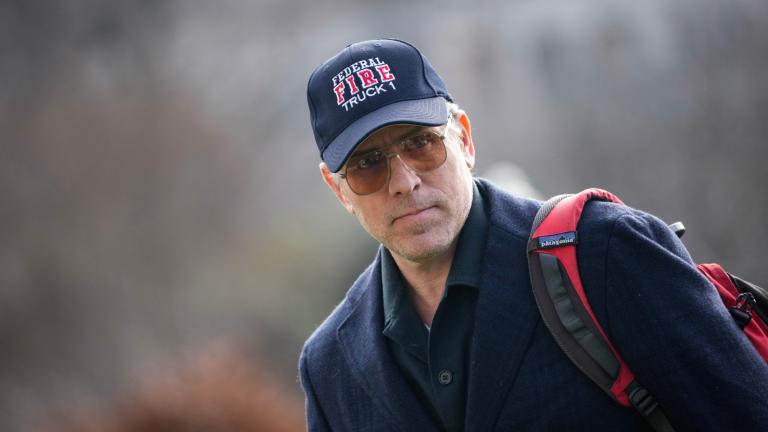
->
xmin=386 ymin=234 xmax=455 ymax=263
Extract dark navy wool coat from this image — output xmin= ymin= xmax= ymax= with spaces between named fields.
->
xmin=299 ymin=179 xmax=768 ymax=431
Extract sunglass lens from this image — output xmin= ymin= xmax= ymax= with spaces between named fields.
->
xmin=346 ymin=151 xmax=388 ymax=195
xmin=401 ymin=133 xmax=446 ymax=171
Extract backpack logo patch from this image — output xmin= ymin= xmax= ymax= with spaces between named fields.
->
xmin=538 ymin=231 xmax=578 ymax=249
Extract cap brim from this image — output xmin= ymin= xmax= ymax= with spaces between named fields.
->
xmin=322 ymin=97 xmax=448 ymax=173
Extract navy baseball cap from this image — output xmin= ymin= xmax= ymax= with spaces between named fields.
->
xmin=307 ymin=39 xmax=453 ymax=173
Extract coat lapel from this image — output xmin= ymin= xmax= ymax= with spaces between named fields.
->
xmin=337 ymin=250 xmax=440 ymax=432
xmin=465 ymin=222 xmax=541 ymax=431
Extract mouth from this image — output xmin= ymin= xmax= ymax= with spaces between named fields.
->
xmin=392 ymin=206 xmax=437 ymax=224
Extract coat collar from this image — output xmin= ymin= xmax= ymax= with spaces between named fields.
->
xmin=337 ymin=250 xmax=441 ymax=432
xmin=464 ymin=179 xmax=541 ymax=430
xmin=463 ymin=222 xmax=539 ymax=430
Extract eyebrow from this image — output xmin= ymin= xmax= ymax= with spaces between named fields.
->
xmin=350 ymin=125 xmax=427 ymax=158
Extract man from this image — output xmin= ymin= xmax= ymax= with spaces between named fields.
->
xmin=299 ymin=39 xmax=768 ymax=431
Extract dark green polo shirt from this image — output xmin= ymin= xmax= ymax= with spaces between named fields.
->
xmin=381 ymin=182 xmax=488 ymax=432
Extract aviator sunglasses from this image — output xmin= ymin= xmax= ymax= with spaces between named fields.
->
xmin=339 ymin=122 xmax=451 ymax=195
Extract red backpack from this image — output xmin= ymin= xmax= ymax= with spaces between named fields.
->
xmin=527 ymin=188 xmax=768 ymax=432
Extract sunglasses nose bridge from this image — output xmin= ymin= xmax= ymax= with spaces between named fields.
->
xmin=386 ymin=151 xmax=416 ymax=173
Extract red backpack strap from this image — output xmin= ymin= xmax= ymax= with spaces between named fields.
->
xmin=527 ymin=189 xmax=675 ymax=432
xmin=698 ymin=264 xmax=768 ymax=362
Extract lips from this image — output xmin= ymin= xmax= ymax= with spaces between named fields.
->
xmin=392 ymin=206 xmax=437 ymax=223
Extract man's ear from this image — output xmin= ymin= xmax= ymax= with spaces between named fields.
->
xmin=454 ymin=110 xmax=476 ymax=169
xmin=320 ymin=162 xmax=355 ymax=215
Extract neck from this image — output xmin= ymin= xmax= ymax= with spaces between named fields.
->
xmin=390 ymin=241 xmax=458 ymax=327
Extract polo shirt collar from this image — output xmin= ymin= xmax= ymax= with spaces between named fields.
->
xmin=445 ymin=182 xmax=487 ymax=289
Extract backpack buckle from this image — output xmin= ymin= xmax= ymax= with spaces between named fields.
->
xmin=730 ymin=292 xmax=756 ymax=329
xmin=628 ymin=385 xmax=660 ymax=417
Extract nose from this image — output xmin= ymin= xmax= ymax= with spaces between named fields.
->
xmin=387 ymin=154 xmax=421 ymax=196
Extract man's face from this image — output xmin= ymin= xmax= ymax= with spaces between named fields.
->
xmin=321 ymin=112 xmax=476 ymax=263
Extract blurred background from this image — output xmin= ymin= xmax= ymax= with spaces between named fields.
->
xmin=2 ymin=0 xmax=767 ymax=430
